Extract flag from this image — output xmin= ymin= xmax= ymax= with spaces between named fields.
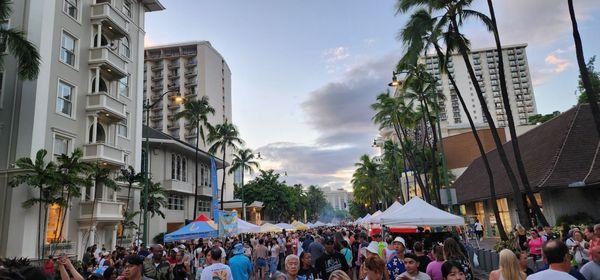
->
xmin=211 ymin=157 xmax=219 ymax=222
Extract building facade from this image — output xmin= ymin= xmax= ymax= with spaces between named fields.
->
xmin=322 ymin=187 xmax=353 ymax=211
xmin=143 ymin=41 xmax=234 ymax=201
xmin=0 ymin=0 xmax=164 ymax=258
xmin=422 ymin=43 xmax=536 ymax=130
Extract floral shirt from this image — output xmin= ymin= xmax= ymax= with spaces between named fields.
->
xmin=387 ymin=255 xmax=406 ymax=280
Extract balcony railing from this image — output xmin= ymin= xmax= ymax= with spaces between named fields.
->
xmin=86 ymin=92 xmax=126 ymax=121
xmin=82 ymin=143 xmax=125 ymax=167
xmin=163 ymin=179 xmax=194 ymax=194
xmin=89 ymin=47 xmax=127 ymax=78
xmin=78 ymin=200 xmax=124 ymax=222
xmin=90 ymin=3 xmax=128 ymax=37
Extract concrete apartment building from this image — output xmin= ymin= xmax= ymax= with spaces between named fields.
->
xmin=142 ymin=42 xmax=234 ymax=223
xmin=0 ymin=0 xmax=164 ymax=258
xmin=322 ymin=187 xmax=353 ymax=211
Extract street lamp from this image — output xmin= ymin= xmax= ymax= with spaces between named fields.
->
xmin=388 ymin=71 xmax=402 ymax=87
xmin=141 ymin=90 xmax=184 ymax=244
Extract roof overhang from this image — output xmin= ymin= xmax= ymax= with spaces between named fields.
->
xmin=140 ymin=0 xmax=165 ymax=12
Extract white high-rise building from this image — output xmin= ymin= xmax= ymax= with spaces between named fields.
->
xmin=322 ymin=187 xmax=353 ymax=211
xmin=0 ymin=0 xmax=164 ymax=258
xmin=422 ymin=43 xmax=537 ymax=130
xmin=143 ymin=41 xmax=234 ymax=203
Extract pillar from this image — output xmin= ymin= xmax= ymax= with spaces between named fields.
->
xmin=92 ymin=115 xmax=98 ymax=143
xmin=96 ymin=24 xmax=102 ymax=47
xmin=111 ymin=225 xmax=118 ymax=250
xmin=89 ymin=225 xmax=96 ymax=247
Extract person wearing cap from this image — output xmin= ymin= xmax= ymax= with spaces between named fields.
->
xmin=398 ymin=253 xmax=432 ymax=280
xmin=387 ymin=237 xmax=407 ymax=280
xmin=315 ymin=237 xmax=349 ymax=280
xmin=229 ymin=243 xmax=253 ymax=280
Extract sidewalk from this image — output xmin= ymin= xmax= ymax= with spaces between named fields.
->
xmin=466 ymin=237 xmax=499 ymax=279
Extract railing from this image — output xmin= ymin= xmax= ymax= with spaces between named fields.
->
xmin=86 ymin=92 xmax=126 ymax=120
xmin=82 ymin=143 xmax=125 ymax=166
xmin=89 ymin=47 xmax=127 ymax=77
xmin=78 ymin=200 xmax=124 ymax=221
xmin=90 ymin=2 xmax=128 ymax=35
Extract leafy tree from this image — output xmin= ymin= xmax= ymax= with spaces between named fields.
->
xmin=577 ymin=56 xmax=600 ymax=104
xmin=174 ymin=96 xmax=215 ymax=218
xmin=238 ymin=170 xmax=290 ymax=222
xmin=352 ymin=155 xmax=386 ymax=212
xmin=305 ymin=185 xmax=328 ymax=221
xmin=229 ymin=148 xmax=260 ymax=220
xmin=348 ymin=201 xmax=369 ymax=219
xmin=0 ymin=0 xmax=40 ymax=79
xmin=140 ymin=178 xmax=167 ymax=219
xmin=116 ymin=166 xmax=142 ymax=242
xmin=528 ymin=112 xmax=561 ymax=124
xmin=208 ymin=121 xmax=243 ymax=210
xmin=9 ymin=149 xmax=60 ymax=259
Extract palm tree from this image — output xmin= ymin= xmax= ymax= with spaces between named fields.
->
xmin=382 ymin=140 xmax=406 ymax=204
xmin=174 ymin=96 xmax=215 ymax=218
xmin=83 ymin=162 xmax=118 ymax=249
xmin=116 ymin=166 xmax=142 ymax=242
xmin=568 ymin=0 xmax=600 ymax=134
xmin=485 ymin=0 xmax=548 ymax=226
xmin=53 ymin=149 xmax=91 ymax=250
xmin=140 ymin=178 xmax=167 ymax=219
xmin=228 ymin=148 xmax=260 ymax=220
xmin=9 ymin=149 xmax=59 ymax=259
xmin=0 ymin=0 xmax=40 ymax=80
xmin=397 ymin=8 xmax=510 ymax=239
xmin=352 ymin=155 xmax=385 ymax=212
xmin=396 ymin=0 xmax=531 ymax=228
xmin=208 ymin=121 xmax=244 ymax=211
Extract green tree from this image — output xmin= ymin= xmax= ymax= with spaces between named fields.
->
xmin=229 ymin=148 xmax=260 ymax=220
xmin=9 ymin=149 xmax=59 ymax=259
xmin=352 ymin=155 xmax=385 ymax=212
xmin=140 ymin=178 xmax=167 ymax=219
xmin=174 ymin=96 xmax=215 ymax=218
xmin=528 ymin=112 xmax=561 ymax=124
xmin=306 ymin=185 xmax=328 ymax=221
xmin=568 ymin=0 xmax=600 ymax=135
xmin=208 ymin=121 xmax=243 ymax=211
xmin=84 ymin=162 xmax=118 ymax=249
xmin=116 ymin=166 xmax=143 ymax=242
xmin=577 ymin=57 xmax=600 ymax=104
xmin=237 ymin=170 xmax=290 ymax=222
xmin=348 ymin=201 xmax=369 ymax=219
xmin=381 ymin=141 xmax=406 ymax=204
xmin=0 ymin=0 xmax=40 ymax=80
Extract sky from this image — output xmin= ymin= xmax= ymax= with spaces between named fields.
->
xmin=145 ymin=0 xmax=600 ymax=191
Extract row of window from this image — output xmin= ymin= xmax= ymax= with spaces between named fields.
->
xmin=63 ymin=0 xmax=133 ymax=22
xmin=167 ymin=194 xmax=211 ymax=212
xmin=60 ymin=30 xmax=130 ymax=69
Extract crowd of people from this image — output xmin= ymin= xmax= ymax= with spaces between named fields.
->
xmin=0 ymin=223 xmax=599 ymax=280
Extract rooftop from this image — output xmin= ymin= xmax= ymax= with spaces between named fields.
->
xmin=454 ymin=104 xmax=600 ymax=203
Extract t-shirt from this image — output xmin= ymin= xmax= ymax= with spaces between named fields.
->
xmin=474 ymin=222 xmax=483 ymax=231
xmin=387 ymin=255 xmax=406 ymax=280
xmin=298 ymin=265 xmax=316 ymax=280
xmin=341 ymin=247 xmax=353 ymax=268
xmin=426 ymin=260 xmax=444 ymax=280
xmin=315 ymin=252 xmax=349 ymax=280
xmin=580 ymin=261 xmax=600 ymax=280
xmin=526 ymin=269 xmax=577 ymax=280
xmin=399 ymin=271 xmax=432 ymax=280
xmin=309 ymin=242 xmax=325 ymax=266
xmin=528 ymin=238 xmax=543 ymax=256
xmin=200 ymin=263 xmax=234 ymax=280
xmin=228 ymin=255 xmax=253 ymax=280
xmin=416 ymin=255 xmax=431 ymax=273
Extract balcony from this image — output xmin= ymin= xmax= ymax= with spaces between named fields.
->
xmin=184 ymin=80 xmax=197 ymax=87
xmin=77 ymin=200 xmax=124 ymax=222
xmin=185 ymin=60 xmax=197 ymax=67
xmin=151 ymin=84 xmax=163 ymax=92
xmin=185 ymin=70 xmax=197 ymax=77
xmin=90 ymin=3 xmax=128 ymax=38
xmin=82 ymin=143 xmax=125 ymax=167
xmin=163 ymin=179 xmax=194 ymax=194
xmin=152 ymin=75 xmax=163 ymax=81
xmin=86 ymin=92 xmax=126 ymax=121
xmin=167 ymin=122 xmax=180 ymax=130
xmin=89 ymin=47 xmax=127 ymax=78
xmin=151 ymin=64 xmax=163 ymax=71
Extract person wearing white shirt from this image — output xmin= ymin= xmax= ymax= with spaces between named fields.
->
xmin=526 ymin=240 xmax=577 ymax=280
xmin=200 ymin=247 xmax=234 ymax=280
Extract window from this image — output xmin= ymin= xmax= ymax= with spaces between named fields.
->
xmin=171 ymin=154 xmax=176 ymax=180
xmin=57 ymin=81 xmax=74 ymax=116
xmin=118 ymin=76 xmax=129 ymax=97
xmin=197 ymin=200 xmax=211 ymax=212
xmin=46 ymin=204 xmax=65 ymax=243
xmin=118 ymin=112 xmax=129 ymax=137
xmin=60 ymin=32 xmax=76 ymax=67
xmin=63 ymin=0 xmax=78 ymax=19
xmin=167 ymin=194 xmax=184 ymax=210
xmin=53 ymin=135 xmax=70 ymax=160
xmin=182 ymin=158 xmax=187 ymax=182
xmin=92 ymin=77 xmax=108 ymax=93
xmin=176 ymin=155 xmax=181 ymax=180
xmin=123 ymin=0 xmax=133 ymax=18
xmin=0 ymin=21 xmax=8 ymax=53
xmin=120 ymin=37 xmax=130 ymax=58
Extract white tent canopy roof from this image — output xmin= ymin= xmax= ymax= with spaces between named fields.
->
xmin=380 ymin=197 xmax=465 ymax=226
xmin=314 ymin=221 xmax=326 ymax=227
xmin=369 ymin=201 xmax=404 ymax=224
xmin=275 ymin=223 xmax=295 ymax=230
xmin=236 ymin=218 xmax=260 ymax=234
xmin=260 ymin=223 xmax=283 ymax=232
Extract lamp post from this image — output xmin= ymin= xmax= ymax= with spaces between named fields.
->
xmin=142 ymin=90 xmax=183 ymax=244
xmin=388 ymin=70 xmax=451 ymax=209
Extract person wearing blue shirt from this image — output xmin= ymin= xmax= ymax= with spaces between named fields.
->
xmin=387 ymin=236 xmax=407 ymax=280
xmin=228 ymin=243 xmax=253 ymax=280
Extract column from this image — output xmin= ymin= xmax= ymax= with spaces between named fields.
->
xmin=89 ymin=225 xmax=96 ymax=248
xmin=95 ymin=67 xmax=100 ymax=93
xmin=111 ymin=225 xmax=118 ymax=250
xmin=92 ymin=116 xmax=98 ymax=143
xmin=96 ymin=24 xmax=102 ymax=47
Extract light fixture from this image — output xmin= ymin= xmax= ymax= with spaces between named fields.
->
xmin=388 ymin=73 xmax=401 ymax=87
xmin=105 ymin=113 xmax=110 ymax=117
xmin=108 ymin=26 xmax=113 ymax=30
xmin=107 ymin=69 xmax=112 ymax=72
xmin=174 ymin=95 xmax=184 ymax=103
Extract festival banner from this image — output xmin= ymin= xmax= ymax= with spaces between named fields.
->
xmin=218 ymin=210 xmax=238 ymax=237
xmin=210 ymin=157 xmax=219 ymax=222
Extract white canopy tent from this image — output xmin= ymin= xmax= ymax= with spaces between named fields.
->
xmin=260 ymin=223 xmax=283 ymax=232
xmin=306 ymin=222 xmax=315 ymax=228
xmin=236 ymin=218 xmax=260 ymax=234
xmin=357 ymin=214 xmax=371 ymax=225
xmin=314 ymin=221 xmax=326 ymax=227
xmin=364 ymin=210 xmax=383 ymax=224
xmin=275 ymin=223 xmax=295 ymax=230
xmin=369 ymin=201 xmax=404 ymax=224
xmin=380 ymin=197 xmax=465 ymax=226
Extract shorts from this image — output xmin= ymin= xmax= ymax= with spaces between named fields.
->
xmin=256 ymin=258 xmax=267 ymax=267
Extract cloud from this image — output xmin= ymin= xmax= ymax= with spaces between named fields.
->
xmin=255 ymin=53 xmax=400 ymax=189
xmin=532 ymin=49 xmax=573 ymax=86
xmin=544 ymin=53 xmax=571 ymax=73
xmin=323 ymin=47 xmax=350 ymax=63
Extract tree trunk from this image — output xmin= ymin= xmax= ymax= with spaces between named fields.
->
xmin=241 ymin=171 xmax=246 ymax=220
xmin=120 ymin=184 xmax=132 ymax=244
xmin=56 ymin=193 xmax=71 ymax=245
xmin=487 ymin=0 xmax=548 ymax=227
xmin=41 ymin=202 xmax=49 ymax=260
xmin=396 ymin=123 xmax=431 ymax=202
xmin=37 ymin=189 xmax=42 ymax=260
xmin=193 ymin=124 xmax=200 ymax=219
xmin=395 ymin=154 xmax=406 ymax=204
xmin=440 ymin=44 xmax=509 ymax=240
xmin=568 ymin=0 xmax=600 ymax=136
xmin=220 ymin=146 xmax=227 ymax=211
xmin=422 ymin=99 xmax=442 ymax=208
xmin=451 ymin=18 xmax=531 ymax=228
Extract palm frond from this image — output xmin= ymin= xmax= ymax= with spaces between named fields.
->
xmin=0 ymin=28 xmax=40 ymax=80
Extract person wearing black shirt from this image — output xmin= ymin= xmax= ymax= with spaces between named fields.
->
xmin=413 ymin=242 xmax=431 ymax=273
xmin=299 ymin=251 xmax=317 ymax=280
xmin=315 ymin=237 xmax=349 ymax=280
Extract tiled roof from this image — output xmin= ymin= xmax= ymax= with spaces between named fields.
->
xmin=454 ymin=104 xmax=600 ymax=203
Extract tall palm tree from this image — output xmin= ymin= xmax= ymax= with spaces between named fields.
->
xmin=228 ymin=148 xmax=260 ymax=220
xmin=116 ymin=166 xmax=142 ymax=242
xmin=568 ymin=0 xmax=600 ymax=135
xmin=140 ymin=178 xmax=167 ymax=219
xmin=396 ymin=0 xmax=531 ymax=227
xmin=208 ymin=121 xmax=244 ymax=211
xmin=174 ymin=96 xmax=215 ymax=218
xmin=352 ymin=155 xmax=385 ymax=212
xmin=382 ymin=140 xmax=406 ymax=204
xmin=397 ymin=8 xmax=509 ymax=239
xmin=0 ymin=0 xmax=40 ymax=80
xmin=9 ymin=149 xmax=59 ymax=259
xmin=486 ymin=0 xmax=548 ymax=226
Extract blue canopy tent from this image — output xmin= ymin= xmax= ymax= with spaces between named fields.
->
xmin=164 ymin=214 xmax=218 ymax=243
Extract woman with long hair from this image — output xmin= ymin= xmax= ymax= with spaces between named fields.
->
xmin=514 ymin=225 xmax=528 ymax=251
xmin=489 ymin=249 xmax=526 ymax=280
xmin=426 ymin=244 xmax=445 ymax=280
xmin=298 ymin=251 xmax=316 ymax=280
xmin=442 ymin=261 xmax=467 ymax=280
xmin=443 ymin=238 xmax=473 ymax=280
